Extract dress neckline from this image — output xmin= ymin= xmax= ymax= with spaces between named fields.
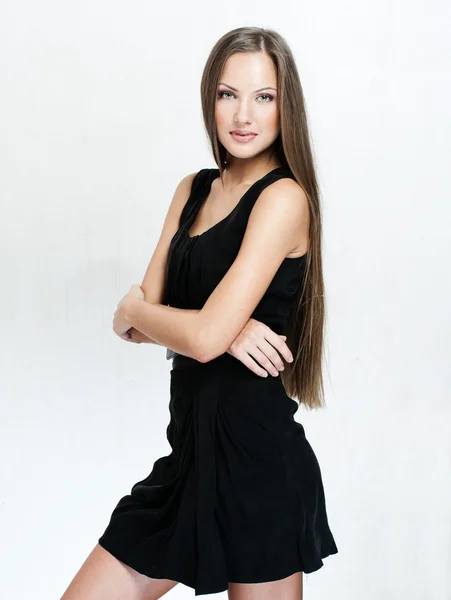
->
xmin=187 ymin=166 xmax=289 ymax=240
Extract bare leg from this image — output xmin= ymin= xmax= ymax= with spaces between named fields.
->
xmin=227 ymin=571 xmax=303 ymax=600
xmin=60 ymin=543 xmax=179 ymax=600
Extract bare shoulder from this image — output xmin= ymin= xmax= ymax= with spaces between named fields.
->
xmin=169 ymin=170 xmax=199 ymax=213
xmin=157 ymin=169 xmax=199 ymax=240
xmin=250 ymin=176 xmax=310 ymax=256
xmin=257 ymin=176 xmax=309 ymax=220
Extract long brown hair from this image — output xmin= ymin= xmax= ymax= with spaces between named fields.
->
xmin=200 ymin=27 xmax=327 ymax=410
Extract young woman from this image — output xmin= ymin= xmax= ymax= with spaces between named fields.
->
xmin=61 ymin=26 xmax=338 ymax=600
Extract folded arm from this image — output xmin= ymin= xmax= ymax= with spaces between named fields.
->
xmin=125 ymin=178 xmax=309 ymax=362
xmin=128 ymin=309 xmax=200 ymax=344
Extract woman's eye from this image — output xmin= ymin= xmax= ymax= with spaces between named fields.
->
xmin=217 ymin=90 xmax=234 ymax=99
xmin=217 ymin=91 xmax=274 ymax=102
xmin=257 ymin=93 xmax=274 ymax=102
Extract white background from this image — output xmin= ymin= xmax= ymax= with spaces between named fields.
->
xmin=1 ymin=1 xmax=450 ymax=598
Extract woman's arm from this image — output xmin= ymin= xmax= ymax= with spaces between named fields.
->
xmin=140 ymin=171 xmax=198 ymax=305
xmin=127 ymin=328 xmax=157 ymax=343
xmin=128 ymin=308 xmax=201 ymax=344
xmin=122 ymin=172 xmax=198 ymax=345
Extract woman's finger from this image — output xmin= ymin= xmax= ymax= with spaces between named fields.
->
xmin=231 ymin=348 xmax=273 ymax=378
xmin=248 ymin=340 xmax=286 ymax=372
xmin=245 ymin=345 xmax=285 ymax=376
xmin=263 ymin=329 xmax=293 ymax=363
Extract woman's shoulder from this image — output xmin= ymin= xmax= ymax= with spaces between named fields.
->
xmin=179 ymin=167 xmax=216 ymax=190
xmin=174 ymin=168 xmax=213 ymax=227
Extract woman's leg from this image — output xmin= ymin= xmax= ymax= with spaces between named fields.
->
xmin=227 ymin=571 xmax=303 ymax=600
xmin=60 ymin=543 xmax=179 ymax=600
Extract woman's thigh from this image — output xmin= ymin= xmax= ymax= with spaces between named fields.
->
xmin=60 ymin=543 xmax=179 ymax=600
xmin=227 ymin=571 xmax=303 ymax=600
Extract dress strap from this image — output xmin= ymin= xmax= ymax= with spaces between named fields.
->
xmin=248 ymin=166 xmax=295 ymax=200
xmin=178 ymin=169 xmax=213 ymax=229
xmin=233 ymin=166 xmax=296 ymax=222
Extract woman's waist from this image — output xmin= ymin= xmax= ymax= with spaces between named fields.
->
xmin=168 ymin=351 xmax=301 ymax=426
xmin=169 ymin=350 xmax=290 ymax=395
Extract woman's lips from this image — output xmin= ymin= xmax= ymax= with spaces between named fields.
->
xmin=230 ymin=132 xmax=258 ymax=143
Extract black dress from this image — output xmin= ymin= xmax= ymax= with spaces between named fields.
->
xmin=98 ymin=166 xmax=338 ymax=596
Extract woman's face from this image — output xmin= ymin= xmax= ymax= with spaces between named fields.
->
xmin=215 ymin=51 xmax=280 ymax=163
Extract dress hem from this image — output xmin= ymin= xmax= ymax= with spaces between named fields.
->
xmin=98 ymin=536 xmax=338 ymax=596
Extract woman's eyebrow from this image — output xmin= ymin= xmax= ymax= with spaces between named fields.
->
xmin=218 ymin=82 xmax=277 ymax=93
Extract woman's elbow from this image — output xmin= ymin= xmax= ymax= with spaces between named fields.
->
xmin=195 ymin=326 xmax=228 ymax=364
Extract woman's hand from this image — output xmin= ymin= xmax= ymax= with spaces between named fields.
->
xmin=226 ymin=318 xmax=293 ymax=378
xmin=113 ymin=284 xmax=145 ymax=341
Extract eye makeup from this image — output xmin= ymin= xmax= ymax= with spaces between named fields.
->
xmin=217 ymin=90 xmax=275 ymax=102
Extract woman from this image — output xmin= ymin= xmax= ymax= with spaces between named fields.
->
xmin=61 ymin=26 xmax=338 ymax=600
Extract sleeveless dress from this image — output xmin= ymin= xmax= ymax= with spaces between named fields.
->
xmin=98 ymin=166 xmax=338 ymax=596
